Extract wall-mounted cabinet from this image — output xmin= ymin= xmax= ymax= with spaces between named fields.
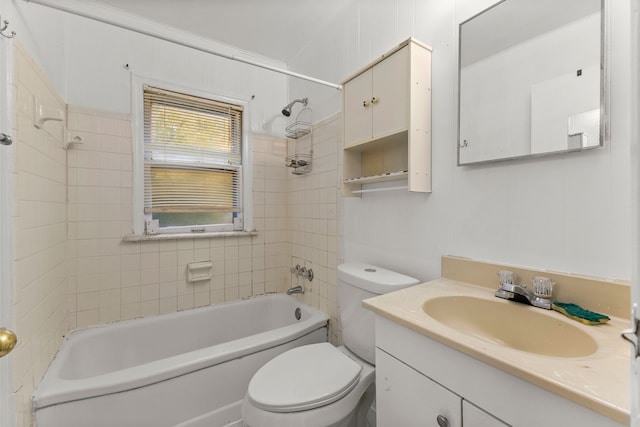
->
xmin=342 ymin=38 xmax=432 ymax=196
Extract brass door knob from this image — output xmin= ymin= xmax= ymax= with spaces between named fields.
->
xmin=0 ymin=328 xmax=17 ymax=357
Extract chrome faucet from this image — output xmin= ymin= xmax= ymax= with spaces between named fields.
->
xmin=494 ymin=271 xmax=554 ymax=310
xmin=287 ymin=285 xmax=304 ymax=295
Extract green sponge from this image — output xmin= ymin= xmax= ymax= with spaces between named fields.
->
xmin=552 ymin=302 xmax=610 ymax=325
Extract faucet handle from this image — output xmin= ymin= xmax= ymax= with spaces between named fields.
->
xmin=532 ymin=276 xmax=555 ymax=298
xmin=497 ymin=270 xmax=517 ymax=285
xmin=290 ymin=264 xmax=314 ymax=281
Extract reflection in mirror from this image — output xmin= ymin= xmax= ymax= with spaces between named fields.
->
xmin=457 ymin=0 xmax=605 ymax=165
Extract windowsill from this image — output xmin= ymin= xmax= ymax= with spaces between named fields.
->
xmin=122 ymin=230 xmax=257 ymax=242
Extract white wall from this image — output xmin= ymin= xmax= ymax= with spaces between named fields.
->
xmin=290 ymin=0 xmax=631 ymax=282
xmin=5 ymin=0 xmax=291 ymax=137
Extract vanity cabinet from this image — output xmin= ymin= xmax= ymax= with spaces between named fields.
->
xmin=374 ymin=315 xmax=624 ymax=427
xmin=463 ymin=401 xmax=511 ymax=427
xmin=376 ymin=349 xmax=462 ymax=426
xmin=377 ymin=349 xmax=508 ymax=427
xmin=342 ymin=38 xmax=432 ymax=196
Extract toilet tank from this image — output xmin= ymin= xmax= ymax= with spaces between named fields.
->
xmin=337 ymin=263 xmax=419 ymax=365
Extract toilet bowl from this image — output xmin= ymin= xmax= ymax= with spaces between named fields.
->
xmin=241 ymin=263 xmax=419 ymax=427
xmin=241 ymin=344 xmax=375 ymax=427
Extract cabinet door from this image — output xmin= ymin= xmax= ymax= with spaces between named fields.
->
xmin=463 ymin=401 xmax=511 ymax=427
xmin=343 ymin=68 xmax=373 ymax=147
xmin=371 ymin=45 xmax=409 ymax=139
xmin=376 ymin=349 xmax=462 ymax=427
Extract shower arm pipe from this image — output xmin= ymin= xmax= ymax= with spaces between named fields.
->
xmin=23 ymin=0 xmax=342 ymax=91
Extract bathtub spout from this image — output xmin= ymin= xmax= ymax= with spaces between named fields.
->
xmin=287 ymin=285 xmax=304 ymax=295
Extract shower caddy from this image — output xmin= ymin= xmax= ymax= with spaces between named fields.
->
xmin=285 ymin=103 xmax=313 ymax=175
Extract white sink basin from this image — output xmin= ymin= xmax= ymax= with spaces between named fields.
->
xmin=422 ymin=295 xmax=598 ymax=357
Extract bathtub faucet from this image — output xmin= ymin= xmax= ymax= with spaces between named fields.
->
xmin=287 ymin=285 xmax=304 ymax=295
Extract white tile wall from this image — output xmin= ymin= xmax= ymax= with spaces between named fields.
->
xmin=66 ymin=108 xmax=300 ymax=329
xmin=11 ymin=44 xmax=68 ymax=427
xmin=286 ymin=115 xmax=343 ymax=344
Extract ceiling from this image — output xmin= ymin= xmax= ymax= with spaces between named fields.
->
xmin=89 ymin=0 xmax=355 ymax=64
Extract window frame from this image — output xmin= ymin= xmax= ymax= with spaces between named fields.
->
xmin=132 ymin=76 xmax=253 ymax=236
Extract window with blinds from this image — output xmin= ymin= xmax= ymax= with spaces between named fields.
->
xmin=143 ymin=86 xmax=243 ymax=232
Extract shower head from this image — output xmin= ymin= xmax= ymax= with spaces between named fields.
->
xmin=281 ymin=97 xmax=308 ymax=117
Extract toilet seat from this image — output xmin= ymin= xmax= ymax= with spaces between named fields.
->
xmin=247 ymin=343 xmax=362 ymax=413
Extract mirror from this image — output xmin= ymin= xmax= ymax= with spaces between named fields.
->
xmin=457 ymin=0 xmax=606 ymax=165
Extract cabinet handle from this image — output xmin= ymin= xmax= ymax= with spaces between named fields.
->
xmin=436 ymin=415 xmax=449 ymax=427
xmin=363 ymin=100 xmax=370 ymax=107
xmin=371 ymin=96 xmax=378 ymax=104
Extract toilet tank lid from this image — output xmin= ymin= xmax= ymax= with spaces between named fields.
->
xmin=337 ymin=263 xmax=419 ymax=294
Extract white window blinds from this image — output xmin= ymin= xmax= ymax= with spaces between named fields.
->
xmin=143 ymin=86 xmax=243 ymax=229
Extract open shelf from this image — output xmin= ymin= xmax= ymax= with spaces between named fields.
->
xmin=343 ymin=170 xmax=408 ymax=185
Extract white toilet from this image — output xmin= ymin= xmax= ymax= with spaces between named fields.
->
xmin=241 ymin=262 xmax=419 ymax=427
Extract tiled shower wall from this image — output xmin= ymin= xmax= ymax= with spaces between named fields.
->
xmin=66 ymin=106 xmax=293 ymax=329
xmin=11 ymin=44 xmax=68 ymax=426
xmin=287 ymin=114 xmax=343 ymax=344
xmin=65 ymin=106 xmax=344 ymax=338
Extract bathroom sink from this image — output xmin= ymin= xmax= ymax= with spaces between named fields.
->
xmin=422 ymin=296 xmax=598 ymax=357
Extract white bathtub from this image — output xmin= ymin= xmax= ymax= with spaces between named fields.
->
xmin=33 ymin=294 xmax=328 ymax=427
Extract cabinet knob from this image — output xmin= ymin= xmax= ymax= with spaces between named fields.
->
xmin=363 ymin=100 xmax=370 ymax=107
xmin=371 ymin=96 xmax=378 ymax=104
xmin=436 ymin=415 xmax=449 ymax=427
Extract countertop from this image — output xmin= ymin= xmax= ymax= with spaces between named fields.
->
xmin=363 ymin=278 xmax=630 ymax=425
